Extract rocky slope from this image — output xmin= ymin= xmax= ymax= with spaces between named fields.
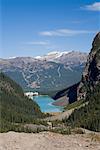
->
xmin=0 ymin=51 xmax=87 ymax=95
xmin=77 ymin=32 xmax=100 ymax=100
xmin=53 ymin=82 xmax=80 ymax=106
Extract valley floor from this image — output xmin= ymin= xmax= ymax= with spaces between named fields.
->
xmin=0 ymin=131 xmax=100 ymax=150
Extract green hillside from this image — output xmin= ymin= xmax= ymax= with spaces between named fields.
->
xmin=0 ymin=73 xmax=43 ymax=132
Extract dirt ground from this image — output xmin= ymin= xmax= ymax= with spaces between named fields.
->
xmin=0 ymin=131 xmax=100 ymax=150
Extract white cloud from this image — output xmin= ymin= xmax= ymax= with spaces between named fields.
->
xmin=39 ymin=29 xmax=95 ymax=37
xmin=84 ymin=2 xmax=100 ymax=11
xmin=25 ymin=41 xmax=49 ymax=45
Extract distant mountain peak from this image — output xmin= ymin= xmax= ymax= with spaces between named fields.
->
xmin=34 ymin=51 xmax=71 ymax=61
xmin=34 ymin=56 xmax=42 ymax=59
xmin=34 ymin=50 xmax=87 ymax=62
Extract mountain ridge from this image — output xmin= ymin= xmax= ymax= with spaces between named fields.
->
xmin=0 ymin=51 xmax=87 ymax=95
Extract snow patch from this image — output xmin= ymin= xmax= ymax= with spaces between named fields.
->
xmin=35 ymin=56 xmax=42 ymax=59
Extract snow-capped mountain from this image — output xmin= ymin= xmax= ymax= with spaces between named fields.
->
xmin=35 ymin=51 xmax=87 ymax=65
xmin=0 ymin=51 xmax=87 ymax=96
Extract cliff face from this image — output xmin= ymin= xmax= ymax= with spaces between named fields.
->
xmin=53 ymin=32 xmax=100 ymax=104
xmin=65 ymin=33 xmax=100 ymax=132
xmin=78 ymin=32 xmax=100 ymax=100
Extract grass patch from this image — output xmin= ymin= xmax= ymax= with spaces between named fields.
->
xmin=88 ymin=133 xmax=100 ymax=142
xmin=72 ymin=128 xmax=85 ymax=134
xmin=64 ymin=100 xmax=85 ymax=110
xmin=51 ymin=127 xmax=71 ymax=135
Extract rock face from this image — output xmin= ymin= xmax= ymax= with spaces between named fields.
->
xmin=54 ymin=32 xmax=100 ymax=104
xmin=78 ymin=32 xmax=100 ymax=100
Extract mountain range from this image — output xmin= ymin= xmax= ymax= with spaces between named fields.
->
xmin=0 ymin=51 xmax=87 ymax=95
xmin=0 ymin=32 xmax=100 ymax=132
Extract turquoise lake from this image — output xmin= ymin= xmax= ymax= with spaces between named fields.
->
xmin=33 ymin=95 xmax=62 ymax=112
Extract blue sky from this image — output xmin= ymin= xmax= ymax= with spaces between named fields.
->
xmin=1 ymin=0 xmax=100 ymax=58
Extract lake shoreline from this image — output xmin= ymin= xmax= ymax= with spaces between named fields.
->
xmin=33 ymin=95 xmax=63 ymax=113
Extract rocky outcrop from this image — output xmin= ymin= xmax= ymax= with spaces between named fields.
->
xmin=53 ymin=32 xmax=100 ymax=105
xmin=77 ymin=32 xmax=100 ymax=100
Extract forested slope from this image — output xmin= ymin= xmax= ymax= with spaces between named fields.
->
xmin=0 ymin=73 xmax=43 ymax=132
